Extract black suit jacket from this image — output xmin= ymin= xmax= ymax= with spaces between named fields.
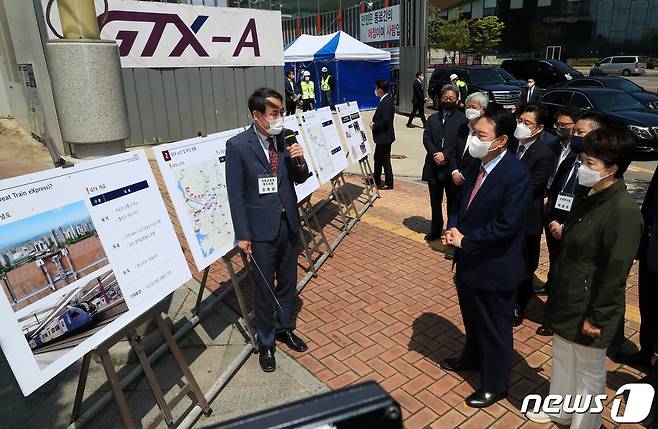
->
xmin=516 ymin=86 xmax=542 ymax=108
xmin=412 ymin=79 xmax=424 ymax=104
xmin=422 ymin=109 xmax=468 ymax=183
xmin=372 ymin=94 xmax=395 ymax=145
xmin=284 ymin=77 xmax=297 ymax=100
xmin=455 ymin=123 xmax=476 ymax=174
xmin=545 ymin=150 xmax=580 ymax=226
xmin=640 ymin=166 xmax=658 ymax=274
xmin=517 ymin=133 xmax=557 ymax=234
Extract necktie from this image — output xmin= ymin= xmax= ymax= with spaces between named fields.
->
xmin=516 ymin=144 xmax=526 ymax=160
xmin=527 ymin=87 xmax=532 ymax=102
xmin=467 ymin=167 xmax=486 ymax=209
xmin=268 ymin=137 xmax=278 ymax=176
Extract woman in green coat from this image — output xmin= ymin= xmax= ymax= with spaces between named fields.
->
xmin=526 ymin=128 xmax=643 ymax=428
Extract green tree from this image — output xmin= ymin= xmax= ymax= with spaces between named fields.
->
xmin=468 ymin=16 xmax=505 ymax=55
xmin=428 ymin=13 xmax=470 ymax=63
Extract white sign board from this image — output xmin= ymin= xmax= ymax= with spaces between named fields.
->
xmin=359 ymin=5 xmax=400 ymax=43
xmin=335 ymin=102 xmax=372 ymax=164
xmin=42 ymin=0 xmax=284 ymax=68
xmin=300 ymin=107 xmax=348 ymax=185
xmin=154 ymin=129 xmax=242 ymax=271
xmin=0 ymin=151 xmax=191 ymax=395
xmin=283 ymin=116 xmax=321 ymax=202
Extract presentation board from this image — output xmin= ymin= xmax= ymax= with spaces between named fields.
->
xmin=0 ymin=151 xmax=191 ymax=395
xmin=335 ymin=102 xmax=372 ymax=164
xmin=283 ymin=116 xmax=321 ymax=202
xmin=300 ymin=107 xmax=348 ymax=184
xmin=155 ymin=129 xmax=243 ymax=271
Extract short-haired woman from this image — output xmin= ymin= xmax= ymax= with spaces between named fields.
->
xmin=526 ymin=128 xmax=643 ymax=428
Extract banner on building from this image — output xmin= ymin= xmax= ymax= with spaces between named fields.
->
xmin=359 ymin=5 xmax=400 ymax=43
xmin=42 ymin=0 xmax=284 ymax=68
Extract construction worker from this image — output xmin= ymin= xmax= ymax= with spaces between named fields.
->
xmin=450 ymin=73 xmax=468 ymax=108
xmin=320 ymin=66 xmax=334 ymax=110
xmin=301 ymin=71 xmax=315 ymax=112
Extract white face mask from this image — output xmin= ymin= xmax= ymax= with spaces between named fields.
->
xmin=528 ymin=82 xmax=535 ymax=88
xmin=577 ymin=164 xmax=611 ymax=187
xmin=267 ymin=117 xmax=284 ymax=136
xmin=468 ymin=136 xmax=500 ymax=159
xmin=304 ymin=77 xmax=310 ymax=81
xmin=514 ymin=122 xmax=534 ymax=140
xmin=465 ymin=108 xmax=481 ymax=121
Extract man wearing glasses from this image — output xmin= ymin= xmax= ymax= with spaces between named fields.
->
xmin=226 ymin=88 xmax=310 ymax=373
xmin=511 ymin=103 xmax=557 ymax=327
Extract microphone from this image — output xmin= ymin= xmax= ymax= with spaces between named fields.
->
xmin=283 ymin=128 xmax=305 ymax=167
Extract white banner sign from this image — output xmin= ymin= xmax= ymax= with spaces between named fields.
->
xmin=0 ymin=151 xmax=191 ymax=395
xmin=154 ymin=129 xmax=241 ymax=271
xmin=300 ymin=107 xmax=348 ymax=185
xmin=359 ymin=5 xmax=400 ymax=43
xmin=335 ymin=102 xmax=372 ymax=164
xmin=42 ymin=0 xmax=284 ymax=68
xmin=283 ymin=116 xmax=321 ymax=202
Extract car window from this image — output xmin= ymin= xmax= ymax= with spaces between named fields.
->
xmin=542 ymin=91 xmax=572 ymax=105
xmin=604 ymin=78 xmax=642 ymax=92
xmin=612 ymin=57 xmax=634 ymax=64
xmin=600 ymin=58 xmax=611 ymax=64
xmin=469 ymin=69 xmax=505 ymax=85
xmin=589 ymin=92 xmax=646 ymax=111
xmin=639 ymin=56 xmax=648 ymax=64
xmin=570 ymin=93 xmax=592 ymax=109
xmin=496 ymin=68 xmax=514 ymax=80
xmin=565 ymin=79 xmax=602 ymax=87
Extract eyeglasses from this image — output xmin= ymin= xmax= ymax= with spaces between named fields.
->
xmin=517 ymin=119 xmax=537 ymax=127
xmin=441 ymin=97 xmax=457 ymax=102
xmin=554 ymin=121 xmax=574 ymax=128
xmin=266 ymin=110 xmax=286 ymax=119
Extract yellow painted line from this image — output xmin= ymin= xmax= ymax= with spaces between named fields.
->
xmin=361 ymin=213 xmax=642 ymax=324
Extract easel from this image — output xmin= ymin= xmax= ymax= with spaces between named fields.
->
xmin=356 ymin=155 xmax=380 ymax=218
xmin=70 ymin=311 xmax=211 ymax=429
xmin=330 ymin=172 xmax=359 ymax=232
xmin=296 ymin=196 xmax=333 ymax=292
xmin=192 ymin=248 xmax=258 ymax=349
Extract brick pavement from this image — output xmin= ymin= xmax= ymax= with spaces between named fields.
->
xmin=151 ymin=159 xmax=649 ymax=429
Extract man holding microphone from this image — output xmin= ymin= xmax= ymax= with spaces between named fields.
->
xmin=226 ymin=88 xmax=310 ymax=373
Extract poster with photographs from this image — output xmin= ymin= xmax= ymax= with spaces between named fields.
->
xmin=335 ymin=102 xmax=372 ymax=164
xmin=283 ymin=115 xmax=321 ymax=202
xmin=299 ymin=107 xmax=348 ymax=184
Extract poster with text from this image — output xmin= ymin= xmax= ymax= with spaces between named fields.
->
xmin=0 ymin=151 xmax=191 ymax=395
xmin=155 ymin=129 xmax=242 ymax=271
xmin=283 ymin=116 xmax=321 ymax=202
xmin=335 ymin=102 xmax=372 ymax=164
xmin=300 ymin=107 xmax=348 ymax=185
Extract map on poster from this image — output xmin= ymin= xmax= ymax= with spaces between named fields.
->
xmin=155 ymin=129 xmax=242 ymax=271
xmin=0 ymin=151 xmax=191 ymax=395
xmin=283 ymin=116 xmax=321 ymax=202
xmin=300 ymin=107 xmax=348 ymax=184
xmin=335 ymin=102 xmax=372 ymax=164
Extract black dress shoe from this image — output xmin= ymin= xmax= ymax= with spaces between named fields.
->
xmin=259 ymin=347 xmax=276 ymax=372
xmin=512 ymin=308 xmax=524 ymax=327
xmin=424 ymin=232 xmax=442 ymax=241
xmin=465 ymin=390 xmax=507 ymax=408
xmin=535 ymin=325 xmax=553 ymax=336
xmin=276 ymin=331 xmax=308 ymax=352
xmin=440 ymin=357 xmax=468 ymax=372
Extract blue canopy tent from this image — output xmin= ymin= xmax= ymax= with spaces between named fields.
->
xmin=284 ymin=31 xmax=391 ymax=109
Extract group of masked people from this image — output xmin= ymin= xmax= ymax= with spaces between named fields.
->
xmin=424 ymin=84 xmax=656 ymax=428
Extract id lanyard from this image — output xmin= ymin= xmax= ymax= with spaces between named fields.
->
xmin=555 ymin=160 xmax=580 ymax=213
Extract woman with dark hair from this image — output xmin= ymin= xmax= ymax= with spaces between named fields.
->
xmin=526 ymin=128 xmax=643 ymax=428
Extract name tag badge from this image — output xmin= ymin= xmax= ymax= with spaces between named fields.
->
xmin=555 ymin=193 xmax=574 ymax=212
xmin=258 ymin=174 xmax=278 ymax=195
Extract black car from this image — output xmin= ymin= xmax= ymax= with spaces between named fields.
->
xmin=428 ymin=66 xmax=521 ymax=111
xmin=495 ymin=67 xmax=526 ymax=87
xmin=562 ymin=76 xmax=658 ymax=111
xmin=541 ymin=87 xmax=658 ymax=156
xmin=501 ymin=59 xmax=583 ymax=89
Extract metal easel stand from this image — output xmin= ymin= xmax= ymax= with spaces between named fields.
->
xmin=356 ymin=156 xmax=380 ymax=218
xmin=70 ymin=312 xmax=211 ymax=429
xmin=296 ymin=197 xmax=334 ymax=293
xmin=330 ymin=172 xmax=359 ymax=232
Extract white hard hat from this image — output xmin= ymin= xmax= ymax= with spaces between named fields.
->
xmin=449 ymin=74 xmax=459 ymax=81
xmin=322 ymin=67 xmax=328 ymax=72
xmin=303 ymin=71 xmax=311 ymax=76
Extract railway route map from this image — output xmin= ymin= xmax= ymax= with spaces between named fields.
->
xmin=155 ymin=129 xmax=242 ymax=270
xmin=300 ymin=107 xmax=348 ymax=184
xmin=335 ymin=102 xmax=372 ymax=164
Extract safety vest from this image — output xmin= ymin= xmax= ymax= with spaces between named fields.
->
xmin=455 ymin=80 xmax=468 ymax=99
xmin=321 ymin=75 xmax=331 ymax=91
xmin=301 ymin=81 xmax=315 ymax=100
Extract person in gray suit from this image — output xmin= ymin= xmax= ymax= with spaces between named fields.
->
xmin=226 ymin=88 xmax=310 ymax=372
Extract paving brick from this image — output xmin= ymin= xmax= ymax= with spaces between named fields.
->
xmin=390 ymin=388 xmax=424 ymax=415
xmin=431 ymin=409 xmax=467 ymax=429
xmin=405 ymin=407 xmax=439 ymax=429
xmin=459 ymin=410 xmax=496 ymax=429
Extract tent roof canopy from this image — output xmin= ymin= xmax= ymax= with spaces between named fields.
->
xmin=284 ymin=31 xmax=391 ymax=62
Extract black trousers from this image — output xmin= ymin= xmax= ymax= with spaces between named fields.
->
xmin=286 ymin=100 xmax=297 ymax=115
xmin=639 ymin=259 xmax=658 ymax=358
xmin=321 ymin=90 xmax=334 ymax=110
xmin=302 ymin=99 xmax=314 ymax=112
xmin=427 ymin=179 xmax=457 ymax=235
xmin=457 ymin=282 xmax=516 ymax=393
xmin=250 ymin=215 xmax=298 ymax=348
xmin=544 ymin=225 xmax=561 ymax=288
xmin=407 ymin=102 xmax=427 ymax=127
xmin=516 ymin=232 xmax=541 ymax=313
xmin=373 ymin=143 xmax=393 ymax=187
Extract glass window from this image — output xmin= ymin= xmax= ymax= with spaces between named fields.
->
xmin=571 ymin=93 xmax=592 ymax=109
xmin=566 ymin=79 xmax=602 ymax=87
xmin=589 ymin=92 xmax=646 ymax=111
xmin=612 ymin=57 xmax=634 ymax=63
xmin=538 ymin=0 xmax=551 ymax=6
xmin=510 ymin=0 xmax=523 ymax=9
xmin=600 ymin=58 xmax=612 ymax=64
xmin=542 ymin=91 xmax=573 ymax=105
xmin=604 ymin=78 xmax=642 ymax=92
xmin=468 ymin=69 xmax=505 ymax=85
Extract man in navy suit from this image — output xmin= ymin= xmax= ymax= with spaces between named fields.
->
xmin=226 ymin=88 xmax=310 ymax=373
xmin=442 ymin=106 xmax=531 ymax=408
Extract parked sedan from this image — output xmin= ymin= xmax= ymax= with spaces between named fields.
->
xmin=541 ymin=87 xmax=658 ymax=157
xmin=563 ymin=76 xmax=658 ymax=111
xmin=494 ymin=67 xmax=526 ymax=87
